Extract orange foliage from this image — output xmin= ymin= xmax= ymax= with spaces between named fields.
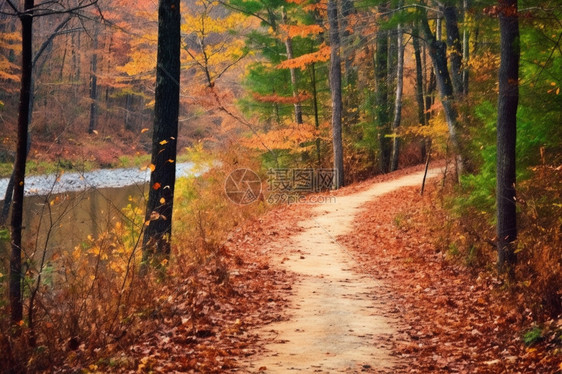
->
xmin=279 ymin=24 xmax=324 ymax=39
xmin=252 ymin=92 xmax=311 ymax=104
xmin=277 ymin=44 xmax=331 ymax=70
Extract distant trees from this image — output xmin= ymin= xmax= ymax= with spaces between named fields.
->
xmin=2 ymin=0 xmax=99 ymax=326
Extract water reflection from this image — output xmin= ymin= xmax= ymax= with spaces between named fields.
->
xmin=21 ymin=184 xmax=147 ymax=255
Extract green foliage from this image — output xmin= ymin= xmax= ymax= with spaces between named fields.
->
xmin=523 ymin=327 xmax=543 ymax=346
xmin=117 ymin=154 xmax=151 ymax=169
xmin=0 ymin=228 xmax=9 ymax=241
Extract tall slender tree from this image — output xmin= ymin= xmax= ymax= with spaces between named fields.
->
xmin=390 ymin=11 xmax=405 ymax=172
xmin=88 ymin=25 xmax=99 ymax=134
xmin=420 ymin=8 xmax=465 ymax=176
xmin=375 ymin=2 xmax=391 ymax=173
xmin=496 ymin=0 xmax=519 ymax=273
xmin=142 ymin=0 xmax=181 ymax=259
xmin=328 ymin=0 xmax=344 ymax=188
xmin=281 ymin=7 xmax=303 ymax=125
xmin=443 ymin=2 xmax=464 ymax=95
xmin=9 ymin=0 xmax=34 ymax=325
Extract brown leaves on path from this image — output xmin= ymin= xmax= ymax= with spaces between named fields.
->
xmin=338 ymin=181 xmax=561 ymax=374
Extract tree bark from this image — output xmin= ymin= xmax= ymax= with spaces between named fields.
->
xmin=142 ymin=0 xmax=181 ymax=259
xmin=328 ymin=0 xmax=344 ymax=188
xmin=496 ymin=0 xmax=519 ymax=274
xmin=340 ymin=0 xmax=355 ymax=85
xmin=462 ymin=0 xmax=470 ymax=96
xmin=88 ymin=27 xmax=99 ymax=134
xmin=390 ymin=22 xmax=404 ymax=172
xmin=413 ymin=25 xmax=427 ymax=160
xmin=10 ymin=0 xmax=35 ymax=326
xmin=310 ymin=62 xmax=322 ymax=166
xmin=420 ymin=12 xmax=464 ymax=177
xmin=2 ymin=15 xmax=72 ymax=227
xmin=375 ymin=3 xmax=391 ymax=173
xmin=281 ymin=8 xmax=303 ymax=125
xmin=443 ymin=4 xmax=464 ymax=95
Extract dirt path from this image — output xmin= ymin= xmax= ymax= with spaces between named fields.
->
xmin=243 ymin=168 xmax=443 ymax=373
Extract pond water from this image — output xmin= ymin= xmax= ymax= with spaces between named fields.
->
xmin=0 ymin=163 xmax=196 ymax=254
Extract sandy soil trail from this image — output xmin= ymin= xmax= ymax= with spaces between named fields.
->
xmin=243 ymin=168 xmax=443 ymax=373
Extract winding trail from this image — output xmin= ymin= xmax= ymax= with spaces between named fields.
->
xmin=244 ymin=168 xmax=443 ymax=373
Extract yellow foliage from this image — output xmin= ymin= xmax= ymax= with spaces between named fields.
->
xmin=116 ymin=49 xmax=156 ymax=77
xmin=181 ymin=0 xmax=254 ymax=85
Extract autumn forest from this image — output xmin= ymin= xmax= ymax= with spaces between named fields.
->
xmin=0 ymin=0 xmax=561 ymax=372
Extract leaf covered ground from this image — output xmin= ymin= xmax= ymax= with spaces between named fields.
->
xmin=99 ymin=166 xmax=559 ymax=373
xmin=338 ymin=179 xmax=561 ymax=373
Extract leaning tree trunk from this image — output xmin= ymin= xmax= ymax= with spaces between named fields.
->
xmin=10 ymin=0 xmax=34 ymax=325
xmin=420 ymin=12 xmax=464 ymax=177
xmin=328 ymin=0 xmax=344 ymax=188
xmin=142 ymin=0 xmax=181 ymax=260
xmin=496 ymin=0 xmax=519 ymax=274
xmin=443 ymin=4 xmax=464 ymax=95
xmin=390 ymin=21 xmax=405 ymax=172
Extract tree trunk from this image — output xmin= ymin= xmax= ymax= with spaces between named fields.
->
xmin=375 ymin=3 xmax=391 ymax=173
xmin=496 ymin=0 xmax=519 ymax=274
xmin=462 ymin=0 xmax=470 ymax=96
xmin=390 ymin=22 xmax=404 ymax=172
xmin=340 ymin=0 xmax=355 ymax=84
xmin=10 ymin=0 xmax=34 ymax=325
xmin=2 ymin=15 xmax=72 ymax=227
xmin=88 ymin=27 xmax=99 ymax=134
xmin=420 ymin=12 xmax=464 ymax=177
xmin=328 ymin=0 xmax=344 ymax=188
xmin=413 ymin=25 xmax=427 ymax=160
xmin=142 ymin=0 xmax=181 ymax=259
xmin=125 ymin=94 xmax=132 ymax=131
xmin=281 ymin=8 xmax=303 ymax=125
xmin=310 ymin=62 xmax=322 ymax=166
xmin=444 ymin=4 xmax=464 ymax=95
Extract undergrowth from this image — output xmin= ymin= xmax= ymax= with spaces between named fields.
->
xmin=0 ymin=144 xmax=269 ymax=372
xmin=427 ymin=165 xmax=561 ymax=322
